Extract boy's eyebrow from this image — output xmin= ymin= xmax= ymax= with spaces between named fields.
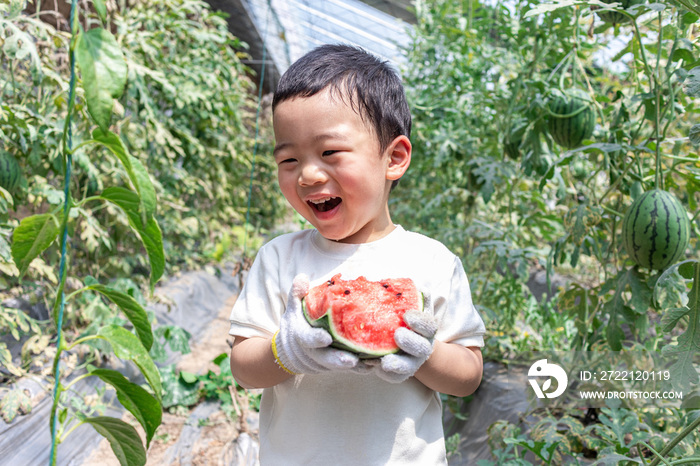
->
xmin=273 ymin=131 xmax=350 ymax=157
xmin=273 ymin=142 xmax=291 ymax=157
xmin=313 ymin=131 xmax=350 ymax=143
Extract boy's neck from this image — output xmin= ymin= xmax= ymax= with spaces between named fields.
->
xmin=330 ymin=217 xmax=396 ymax=244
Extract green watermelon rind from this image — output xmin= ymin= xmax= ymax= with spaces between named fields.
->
xmin=596 ymin=0 xmax=645 ymax=25
xmin=546 ymin=89 xmax=596 ymax=149
xmin=622 ymin=189 xmax=691 ymax=271
xmin=504 ymin=118 xmax=528 ymax=160
xmin=0 ymin=152 xmax=21 ymax=192
xmin=302 ymin=289 xmax=425 ymax=359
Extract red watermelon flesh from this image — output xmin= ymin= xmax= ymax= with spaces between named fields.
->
xmin=302 ymin=274 xmax=423 ymax=358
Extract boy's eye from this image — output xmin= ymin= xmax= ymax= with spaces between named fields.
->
xmin=278 ymin=158 xmax=297 ymax=164
xmin=322 ymin=150 xmax=338 ymax=156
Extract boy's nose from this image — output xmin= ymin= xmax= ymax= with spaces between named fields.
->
xmin=298 ymin=163 xmax=327 ymax=186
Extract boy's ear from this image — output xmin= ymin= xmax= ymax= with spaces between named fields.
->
xmin=385 ymin=135 xmax=411 ymax=182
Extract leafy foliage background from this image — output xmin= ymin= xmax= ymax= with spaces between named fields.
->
xmin=394 ymin=0 xmax=700 ymax=462
xmin=0 ymin=0 xmax=284 ymax=433
xmin=0 ymin=0 xmax=283 ymax=290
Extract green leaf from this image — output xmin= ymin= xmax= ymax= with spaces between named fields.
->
xmin=626 ymin=268 xmax=652 ymax=315
xmin=87 ymin=284 xmax=153 ymax=350
xmin=83 ymin=416 xmax=146 ymax=466
xmin=606 ymin=319 xmax=625 ymax=351
xmin=98 ymin=325 xmax=162 ymax=402
xmin=662 ymin=307 xmax=691 ymax=333
xmin=92 ymin=130 xmax=157 ymax=224
xmin=0 ymin=387 xmax=32 ymax=423
xmin=213 ymin=352 xmax=228 ymax=366
xmin=159 ymin=364 xmax=200 ymax=409
xmin=682 ymin=11 xmax=700 ymax=27
xmin=506 ymin=438 xmax=560 ymax=462
xmin=645 ymin=2 xmax=666 ymax=11
xmin=162 ymin=326 xmax=192 ymax=354
xmin=90 ymin=369 xmax=162 ymax=447
xmin=523 ymin=0 xmax=577 ymax=17
xmin=93 ymin=0 xmax=107 ymax=23
xmin=689 ymin=124 xmax=700 ymax=147
xmin=672 ymin=49 xmax=695 ymax=65
xmin=75 ymin=27 xmax=127 ymax=131
xmin=2 ymin=23 xmax=42 ymax=72
xmin=0 ymin=342 xmax=22 ymax=376
xmin=99 ymin=187 xmax=164 ymax=291
xmin=679 ymin=261 xmax=697 ymax=279
xmin=180 ymin=371 xmax=198 ymax=384
xmin=10 ymin=213 xmax=59 ymax=277
xmin=662 ymin=262 xmax=700 ymax=391
xmin=684 ymin=66 xmax=700 ymax=97
xmin=150 ymin=326 xmax=192 ymax=363
xmin=594 ymin=453 xmax=642 ymax=465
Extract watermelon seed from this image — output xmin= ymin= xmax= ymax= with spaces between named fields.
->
xmin=344 ymin=289 xmax=350 ymax=295
xmin=382 ymin=283 xmax=389 ymax=288
xmin=396 ymin=292 xmax=402 ymax=297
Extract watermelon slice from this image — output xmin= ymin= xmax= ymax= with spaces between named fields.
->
xmin=302 ymin=274 xmax=423 ymax=358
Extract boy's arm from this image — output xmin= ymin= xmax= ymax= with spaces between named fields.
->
xmin=230 ymin=336 xmax=293 ymax=389
xmin=414 ymin=342 xmax=483 ymax=397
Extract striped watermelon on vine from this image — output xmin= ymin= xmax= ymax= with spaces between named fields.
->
xmin=0 ymin=151 xmax=21 ymax=192
xmin=546 ymin=89 xmax=596 ymax=149
xmin=595 ymin=0 xmax=645 ymax=25
xmin=622 ymin=189 xmax=690 ymax=270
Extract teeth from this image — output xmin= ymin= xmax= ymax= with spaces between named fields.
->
xmin=309 ymin=197 xmax=333 ymax=204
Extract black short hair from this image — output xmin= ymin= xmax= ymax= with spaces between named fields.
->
xmin=272 ymin=44 xmax=412 ymax=156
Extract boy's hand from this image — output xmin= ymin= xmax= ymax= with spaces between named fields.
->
xmin=370 ymin=291 xmax=438 ymax=383
xmin=272 ymin=274 xmax=364 ymax=375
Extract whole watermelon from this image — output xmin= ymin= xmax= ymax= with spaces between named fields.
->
xmin=596 ymin=0 xmax=645 ymax=25
xmin=0 ymin=151 xmax=21 ymax=192
xmin=622 ymin=189 xmax=690 ymax=270
xmin=547 ymin=89 xmax=596 ymax=149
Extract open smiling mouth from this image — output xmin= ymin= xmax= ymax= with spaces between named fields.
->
xmin=308 ymin=197 xmax=342 ymax=212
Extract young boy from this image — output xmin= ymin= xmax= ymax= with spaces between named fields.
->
xmin=229 ymin=44 xmax=485 ymax=465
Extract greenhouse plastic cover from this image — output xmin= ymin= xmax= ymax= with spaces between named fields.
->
xmin=209 ymin=0 xmax=414 ymax=89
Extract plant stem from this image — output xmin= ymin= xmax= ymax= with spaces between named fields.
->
xmin=59 ymin=420 xmax=85 ymax=444
xmin=647 ymin=381 xmax=700 ymax=466
xmin=600 ymin=204 xmax=625 ymax=218
xmin=596 ymin=154 xmax=635 ymax=206
xmin=641 ymin=441 xmax=673 ymax=466
xmin=62 ymin=372 xmax=91 ymax=392
xmin=477 ymin=254 xmax=500 ymax=304
xmin=49 ymin=0 xmax=78 ymax=464
xmin=661 ymin=154 xmax=697 ymax=162
xmin=654 ymin=12 xmax=663 ymax=191
xmin=572 ymin=7 xmax=579 ymax=87
xmin=65 ymin=334 xmax=103 ymax=352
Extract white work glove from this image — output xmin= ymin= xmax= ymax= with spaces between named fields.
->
xmin=369 ymin=291 xmax=438 ymax=384
xmin=272 ymin=274 xmax=365 ymax=375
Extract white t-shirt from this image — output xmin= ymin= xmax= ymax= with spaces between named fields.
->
xmin=229 ymin=225 xmax=485 ymax=465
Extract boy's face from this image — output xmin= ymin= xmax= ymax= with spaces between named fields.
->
xmin=273 ymin=89 xmax=408 ymax=243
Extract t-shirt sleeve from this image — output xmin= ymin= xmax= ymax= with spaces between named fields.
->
xmin=433 ymin=256 xmax=485 ymax=348
xmin=228 ymin=243 xmax=285 ymax=339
